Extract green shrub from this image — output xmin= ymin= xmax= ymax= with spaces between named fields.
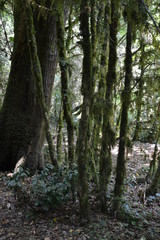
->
xmin=8 ymin=164 xmax=78 ymax=211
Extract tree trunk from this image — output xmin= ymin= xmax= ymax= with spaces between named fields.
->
xmin=0 ymin=0 xmax=57 ymax=171
xmin=99 ymin=0 xmax=120 ymax=212
xmin=77 ymin=0 xmax=92 ymax=220
xmin=25 ymin=0 xmax=58 ymax=168
xmin=133 ymin=41 xmax=145 ymax=141
xmin=56 ymin=1 xmax=75 ymax=166
xmin=113 ymin=22 xmax=132 ymax=212
xmin=57 ymin=105 xmax=63 ymax=163
xmin=89 ymin=1 xmax=106 ymax=186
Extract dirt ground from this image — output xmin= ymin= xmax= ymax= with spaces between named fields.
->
xmin=0 ymin=141 xmax=160 ymax=240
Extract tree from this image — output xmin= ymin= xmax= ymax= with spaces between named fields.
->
xmin=56 ymin=1 xmax=75 ymax=166
xmin=99 ymin=0 xmax=120 ymax=212
xmin=77 ymin=0 xmax=92 ymax=220
xmin=133 ymin=40 xmax=145 ymax=141
xmin=113 ymin=20 xmax=132 ymax=212
xmin=0 ymin=0 xmax=58 ymax=171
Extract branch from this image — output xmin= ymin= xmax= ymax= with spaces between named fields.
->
xmin=140 ymin=0 xmax=160 ymax=35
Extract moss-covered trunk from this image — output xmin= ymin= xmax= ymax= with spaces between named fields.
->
xmin=25 ymin=0 xmax=57 ymax=168
xmin=77 ymin=0 xmax=92 ymax=220
xmin=113 ymin=22 xmax=132 ymax=211
xmin=89 ymin=1 xmax=106 ymax=186
xmin=56 ymin=2 xmax=75 ymax=166
xmin=0 ymin=0 xmax=57 ymax=171
xmin=99 ymin=0 xmax=120 ymax=212
xmin=133 ymin=41 xmax=145 ymax=141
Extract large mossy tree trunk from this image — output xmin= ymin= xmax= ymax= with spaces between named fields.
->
xmin=99 ymin=0 xmax=120 ymax=212
xmin=25 ymin=0 xmax=57 ymax=168
xmin=0 ymin=0 xmax=57 ymax=171
xmin=77 ymin=0 xmax=92 ymax=220
xmin=113 ymin=22 xmax=132 ymax=212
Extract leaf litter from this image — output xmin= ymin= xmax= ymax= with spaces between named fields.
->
xmin=0 ymin=141 xmax=160 ymax=239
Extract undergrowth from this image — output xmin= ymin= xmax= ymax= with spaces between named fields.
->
xmin=8 ymin=163 xmax=78 ymax=212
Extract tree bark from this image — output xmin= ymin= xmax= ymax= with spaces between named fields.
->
xmin=113 ymin=22 xmax=132 ymax=212
xmin=0 ymin=0 xmax=57 ymax=171
xmin=77 ymin=0 xmax=92 ymax=220
xmin=25 ymin=0 xmax=58 ymax=168
xmin=133 ymin=41 xmax=145 ymax=141
xmin=56 ymin=1 xmax=75 ymax=166
xmin=99 ymin=0 xmax=120 ymax=212
xmin=89 ymin=1 xmax=106 ymax=186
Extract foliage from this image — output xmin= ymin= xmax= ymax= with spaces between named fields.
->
xmin=8 ymin=164 xmax=78 ymax=212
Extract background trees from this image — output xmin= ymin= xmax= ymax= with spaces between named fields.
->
xmin=0 ymin=0 xmax=160 ymax=221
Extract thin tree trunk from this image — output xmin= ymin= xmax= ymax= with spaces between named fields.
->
xmin=99 ymin=0 xmax=120 ymax=212
xmin=77 ymin=0 xmax=92 ymax=220
xmin=56 ymin=1 xmax=75 ymax=166
xmin=57 ymin=105 xmax=63 ymax=163
xmin=113 ymin=22 xmax=132 ymax=212
xmin=89 ymin=1 xmax=106 ymax=186
xmin=133 ymin=41 xmax=145 ymax=141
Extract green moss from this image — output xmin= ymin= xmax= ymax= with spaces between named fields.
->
xmin=113 ymin=22 xmax=132 ymax=212
xmin=55 ymin=1 xmax=75 ymax=165
xmin=99 ymin=0 xmax=119 ymax=212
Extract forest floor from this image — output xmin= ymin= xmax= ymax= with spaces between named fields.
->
xmin=0 ymin=141 xmax=160 ymax=240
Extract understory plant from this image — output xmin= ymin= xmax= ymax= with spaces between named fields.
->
xmin=8 ymin=163 xmax=78 ymax=211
